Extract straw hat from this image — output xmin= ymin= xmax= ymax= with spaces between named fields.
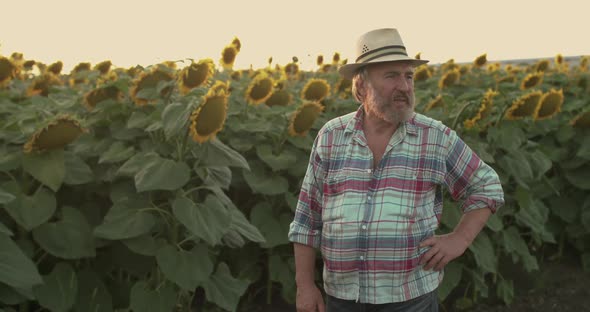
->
xmin=338 ymin=28 xmax=428 ymax=79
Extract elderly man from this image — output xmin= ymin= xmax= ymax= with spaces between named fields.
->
xmin=288 ymin=28 xmax=504 ymax=312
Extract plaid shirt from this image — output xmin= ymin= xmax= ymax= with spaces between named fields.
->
xmin=288 ymin=107 xmax=504 ymax=304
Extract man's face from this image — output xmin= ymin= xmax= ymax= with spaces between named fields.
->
xmin=362 ymin=61 xmax=416 ymax=125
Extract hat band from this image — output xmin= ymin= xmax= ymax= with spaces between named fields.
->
xmin=356 ymin=45 xmax=408 ymax=63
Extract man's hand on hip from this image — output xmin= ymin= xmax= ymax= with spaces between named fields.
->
xmin=296 ymin=283 xmax=325 ymax=312
xmin=418 ymin=232 xmax=470 ymax=271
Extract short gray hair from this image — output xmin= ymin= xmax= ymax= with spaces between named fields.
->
xmin=351 ymin=66 xmax=369 ymax=103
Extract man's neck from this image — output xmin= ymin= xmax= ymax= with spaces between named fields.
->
xmin=362 ymin=110 xmax=399 ymax=137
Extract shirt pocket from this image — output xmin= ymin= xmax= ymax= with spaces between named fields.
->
xmin=382 ymin=168 xmax=437 ymax=219
xmin=322 ymin=174 xmax=347 ymax=222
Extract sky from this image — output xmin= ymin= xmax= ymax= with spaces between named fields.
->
xmin=1 ymin=0 xmax=588 ymax=72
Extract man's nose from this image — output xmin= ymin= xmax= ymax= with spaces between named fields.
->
xmin=396 ymin=77 xmax=411 ymax=92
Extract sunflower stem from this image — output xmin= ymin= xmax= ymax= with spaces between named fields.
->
xmin=451 ymin=100 xmax=476 ymax=130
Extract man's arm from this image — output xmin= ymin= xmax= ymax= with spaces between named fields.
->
xmin=419 ymin=207 xmax=491 ymax=271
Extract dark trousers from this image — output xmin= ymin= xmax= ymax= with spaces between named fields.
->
xmin=326 ymin=290 xmax=438 ymax=312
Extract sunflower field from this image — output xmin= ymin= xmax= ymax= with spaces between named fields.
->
xmin=0 ymin=40 xmax=589 ymax=312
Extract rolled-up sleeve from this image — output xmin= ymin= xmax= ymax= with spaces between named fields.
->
xmin=288 ymin=134 xmax=325 ymax=248
xmin=444 ymin=129 xmax=504 ymax=213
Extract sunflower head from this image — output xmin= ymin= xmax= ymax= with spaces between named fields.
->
xmin=130 ymin=67 xmax=176 ymax=106
xmin=571 ymin=111 xmax=590 ymax=128
xmin=208 ymin=80 xmax=230 ymax=96
xmin=27 ymin=73 xmax=63 ymax=97
xmin=71 ymin=62 xmax=91 ymax=74
xmin=245 ymin=72 xmax=274 ymax=105
xmin=301 ymin=78 xmax=331 ymax=102
xmin=441 ymin=59 xmax=458 ymax=72
xmin=414 ymin=65 xmax=432 ymax=82
xmin=487 ymin=63 xmax=500 ymax=73
xmin=189 ymin=90 xmax=228 ymax=143
xmin=231 ymin=70 xmax=242 ymax=81
xmin=284 ymin=62 xmax=299 ymax=77
xmin=220 ymin=45 xmax=238 ymax=70
xmin=520 ymin=72 xmax=543 ymax=90
xmin=497 ymin=75 xmax=516 ymax=84
xmin=424 ymin=94 xmax=444 ymax=112
xmin=46 ymin=61 xmax=63 ymax=75
xmin=505 ymin=90 xmax=543 ymax=120
xmin=265 ymin=89 xmax=292 ymax=107
xmin=335 ymin=78 xmax=352 ymax=98
xmin=83 ymin=85 xmax=123 ymax=110
xmin=534 ymin=89 xmax=563 ymax=120
xmin=534 ymin=60 xmax=550 ymax=72
xmin=94 ymin=60 xmax=112 ymax=75
xmin=23 ymin=60 xmax=36 ymax=70
xmin=288 ymin=102 xmax=324 ymax=137
xmin=580 ymin=56 xmax=589 ymax=69
xmin=438 ymin=69 xmax=461 ymax=89
xmin=24 ymin=115 xmax=86 ymax=153
xmin=474 ymin=53 xmax=487 ymax=67
xmin=0 ymin=56 xmax=18 ymax=87
xmin=232 ymin=37 xmax=241 ymax=52
xmin=179 ymin=59 xmax=214 ymax=95
xmin=415 ymin=52 xmax=422 ymax=60
xmin=332 ymin=52 xmax=341 ymax=64
xmin=555 ymin=54 xmax=564 ymax=65
xmin=316 ymin=55 xmax=324 ymax=66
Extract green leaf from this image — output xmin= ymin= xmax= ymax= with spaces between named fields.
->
xmin=576 ymin=135 xmax=590 ymax=160
xmin=172 ymin=195 xmax=230 ymax=246
xmin=0 ymin=235 xmax=42 ymax=289
xmin=0 ymin=151 xmax=20 ymax=171
xmin=156 ymin=244 xmax=213 ymax=291
xmin=485 ymin=213 xmax=503 ymax=232
xmin=249 ymin=202 xmax=290 ymax=248
xmin=468 ymin=231 xmax=497 ymax=273
xmin=582 ymin=253 xmax=590 ymax=272
xmin=98 ymin=141 xmax=135 ymax=164
xmin=129 ymin=281 xmax=176 ymax=312
xmin=549 ymin=196 xmax=578 ymax=223
xmin=73 ymin=270 xmax=113 ymax=312
xmin=440 ymin=200 xmax=461 ymax=229
xmin=496 ymin=278 xmax=514 ymax=305
xmin=527 ymin=149 xmax=552 ymax=180
xmin=162 ymin=102 xmax=191 ymax=140
xmin=3 ymin=182 xmax=56 ymax=231
xmin=33 ymin=263 xmax=77 ymax=312
xmin=227 ymin=205 xmax=265 ymax=244
xmin=268 ymin=255 xmax=295 ymax=301
xmin=32 ymin=207 xmax=96 ymax=259
xmin=116 ymin=152 xmax=160 ymax=177
xmin=514 ymin=187 xmax=553 ymax=242
xmin=122 ymin=234 xmax=158 ymax=256
xmin=256 ymin=144 xmax=297 ymax=171
xmin=0 ymin=187 xmax=15 ymax=204
xmin=487 ymin=123 xmax=526 ymax=151
xmin=63 ymin=152 xmax=94 ymax=185
xmin=437 ymin=261 xmax=462 ymax=301
xmin=93 ymin=200 xmax=155 ymax=240
xmin=127 ymin=111 xmax=152 ymax=129
xmin=564 ymin=164 xmax=590 ymax=190
xmin=203 ymin=263 xmax=250 ymax=312
xmin=196 ymin=166 xmax=232 ymax=190
xmin=0 ymin=221 xmax=12 ymax=236
xmin=581 ymin=196 xmax=590 ymax=231
xmin=200 ymin=138 xmax=250 ymax=169
xmin=135 ymin=87 xmax=158 ymax=100
xmin=22 ymin=149 xmax=65 ymax=192
xmin=497 ymin=151 xmax=533 ymax=187
xmin=242 ymin=165 xmax=289 ymax=195
xmin=502 ymin=226 xmax=538 ymax=272
xmin=135 ymin=158 xmax=190 ymax=192
xmin=0 ymin=282 xmax=28 ymax=305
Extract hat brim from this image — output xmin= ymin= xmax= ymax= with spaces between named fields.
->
xmin=338 ymin=56 xmax=429 ymax=79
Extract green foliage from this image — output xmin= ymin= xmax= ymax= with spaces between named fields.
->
xmin=0 ymin=57 xmax=588 ymax=312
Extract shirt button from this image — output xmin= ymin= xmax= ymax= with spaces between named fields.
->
xmin=367 ymin=195 xmax=372 ymax=201
xmin=361 ymin=225 xmax=367 ymax=230
xmin=367 ymin=169 xmax=371 ymax=173
xmin=359 ymin=255 xmax=364 ymax=260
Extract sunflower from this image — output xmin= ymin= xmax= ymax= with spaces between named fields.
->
xmin=23 ymin=115 xmax=86 ymax=153
xmin=178 ymin=59 xmax=214 ymax=95
xmin=0 ymin=56 xmax=18 ymax=87
xmin=23 ymin=60 xmax=36 ymax=70
xmin=424 ymin=94 xmax=444 ymax=112
xmin=208 ymin=80 xmax=230 ymax=96
xmin=46 ymin=61 xmax=63 ymax=75
xmin=220 ymin=45 xmax=238 ymax=70
xmin=83 ymin=85 xmax=123 ymax=110
xmin=284 ymin=62 xmax=299 ymax=77
xmin=463 ymin=89 xmax=499 ymax=128
xmin=316 ymin=55 xmax=324 ymax=66
xmin=497 ymin=75 xmax=516 ymax=84
xmin=438 ymin=69 xmax=460 ymax=89
xmin=579 ymin=56 xmax=589 ymax=70
xmin=320 ymin=64 xmax=333 ymax=73
xmin=487 ymin=63 xmax=500 ymax=73
xmin=231 ymin=37 xmax=241 ymax=52
xmin=130 ymin=67 xmax=176 ymax=106
xmin=505 ymin=90 xmax=543 ymax=120
xmin=534 ymin=60 xmax=550 ymax=72
xmin=520 ymin=72 xmax=543 ymax=90
xmin=230 ymin=70 xmax=242 ymax=81
xmin=189 ymin=89 xmax=228 ymax=143
xmin=26 ymin=73 xmax=63 ymax=97
xmin=332 ymin=52 xmax=341 ymax=64
xmin=555 ymin=54 xmax=564 ymax=65
xmin=571 ymin=111 xmax=590 ymax=128
xmin=245 ymin=72 xmax=274 ymax=105
xmin=69 ymin=62 xmax=92 ymax=86
xmin=534 ymin=89 xmax=563 ymax=120
xmin=94 ymin=60 xmax=112 ymax=75
xmin=415 ymin=52 xmax=422 ymax=60
xmin=265 ymin=89 xmax=292 ymax=107
xmin=335 ymin=78 xmax=352 ymax=98
xmin=288 ymin=102 xmax=324 ymax=137
xmin=414 ymin=65 xmax=431 ymax=82
xmin=441 ymin=59 xmax=458 ymax=72
xmin=474 ymin=53 xmax=487 ymax=67
xmin=126 ymin=65 xmax=143 ymax=77
xmin=301 ymin=78 xmax=330 ymax=102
